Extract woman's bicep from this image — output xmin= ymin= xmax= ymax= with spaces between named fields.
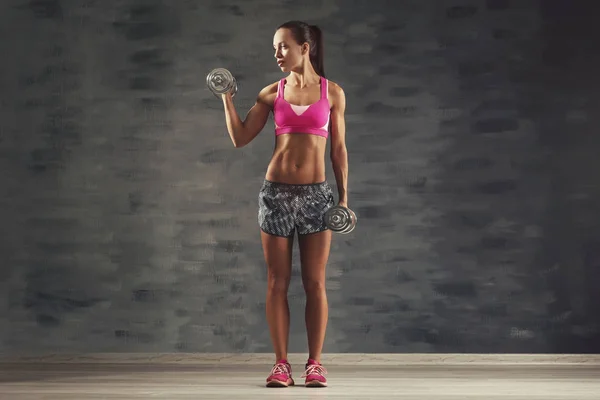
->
xmin=330 ymin=85 xmax=347 ymax=156
xmin=239 ymin=89 xmax=273 ymax=147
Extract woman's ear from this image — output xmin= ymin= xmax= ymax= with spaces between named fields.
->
xmin=302 ymin=42 xmax=309 ymax=55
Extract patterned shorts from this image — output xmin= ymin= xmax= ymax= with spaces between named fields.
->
xmin=258 ymin=180 xmax=335 ymax=237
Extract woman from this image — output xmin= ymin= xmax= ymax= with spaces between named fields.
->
xmin=221 ymin=20 xmax=349 ymax=388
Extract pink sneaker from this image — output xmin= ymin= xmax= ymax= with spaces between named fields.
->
xmin=266 ymin=359 xmax=294 ymax=387
xmin=301 ymin=359 xmax=328 ymax=387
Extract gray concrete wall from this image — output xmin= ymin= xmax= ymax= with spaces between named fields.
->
xmin=1 ymin=0 xmax=599 ymax=354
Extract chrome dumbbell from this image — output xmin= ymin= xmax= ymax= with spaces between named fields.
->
xmin=324 ymin=205 xmax=357 ymax=234
xmin=206 ymin=68 xmax=237 ymax=98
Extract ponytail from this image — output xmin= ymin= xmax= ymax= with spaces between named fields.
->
xmin=309 ymin=25 xmax=325 ymax=78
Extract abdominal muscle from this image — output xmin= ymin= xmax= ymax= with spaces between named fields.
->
xmin=265 ymin=133 xmax=327 ymax=184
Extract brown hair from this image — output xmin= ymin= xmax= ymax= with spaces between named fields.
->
xmin=277 ymin=20 xmax=325 ymax=77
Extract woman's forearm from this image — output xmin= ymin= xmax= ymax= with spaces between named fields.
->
xmin=331 ymin=149 xmax=348 ymax=204
xmin=222 ymin=93 xmax=244 ymax=147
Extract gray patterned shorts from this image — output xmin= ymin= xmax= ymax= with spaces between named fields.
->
xmin=258 ymin=180 xmax=335 ymax=237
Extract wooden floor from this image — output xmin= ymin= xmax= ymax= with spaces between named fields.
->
xmin=1 ymin=363 xmax=599 ymax=399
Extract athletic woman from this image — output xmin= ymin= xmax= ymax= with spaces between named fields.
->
xmin=221 ymin=20 xmax=350 ymax=388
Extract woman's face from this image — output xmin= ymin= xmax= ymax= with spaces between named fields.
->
xmin=273 ymin=28 xmax=306 ymax=71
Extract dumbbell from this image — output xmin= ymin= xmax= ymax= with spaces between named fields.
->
xmin=324 ymin=205 xmax=357 ymax=234
xmin=206 ymin=68 xmax=237 ymax=98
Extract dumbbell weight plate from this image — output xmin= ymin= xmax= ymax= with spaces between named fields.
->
xmin=206 ymin=68 xmax=237 ymax=98
xmin=325 ymin=205 xmax=356 ymax=234
xmin=343 ymin=208 xmax=357 ymax=234
xmin=324 ymin=206 xmax=350 ymax=232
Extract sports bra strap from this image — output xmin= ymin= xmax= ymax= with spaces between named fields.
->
xmin=277 ymin=79 xmax=285 ymax=99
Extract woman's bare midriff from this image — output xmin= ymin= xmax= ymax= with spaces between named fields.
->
xmin=265 ymin=133 xmax=327 ymax=184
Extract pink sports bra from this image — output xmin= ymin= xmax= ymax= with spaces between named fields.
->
xmin=273 ymin=76 xmax=330 ymax=138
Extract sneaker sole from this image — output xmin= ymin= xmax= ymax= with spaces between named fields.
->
xmin=266 ymin=379 xmax=294 ymax=387
xmin=305 ymin=380 xmax=327 ymax=387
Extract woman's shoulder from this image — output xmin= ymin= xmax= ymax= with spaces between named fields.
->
xmin=255 ymin=80 xmax=281 ymax=106
xmin=262 ymin=80 xmax=281 ymax=93
xmin=325 ymin=78 xmax=344 ymax=94
xmin=325 ymin=79 xmax=345 ymax=106
xmin=258 ymin=80 xmax=280 ymax=97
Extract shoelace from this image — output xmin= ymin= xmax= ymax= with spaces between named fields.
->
xmin=270 ymin=363 xmax=290 ymax=376
xmin=301 ymin=363 xmax=327 ymax=378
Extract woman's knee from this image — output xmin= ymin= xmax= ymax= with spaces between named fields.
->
xmin=302 ymin=277 xmax=326 ymax=295
xmin=267 ymin=271 xmax=290 ymax=295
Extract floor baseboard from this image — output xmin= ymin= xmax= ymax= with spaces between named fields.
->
xmin=2 ymin=353 xmax=600 ymax=365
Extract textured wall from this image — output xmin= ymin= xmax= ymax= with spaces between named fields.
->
xmin=1 ymin=0 xmax=599 ymax=355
